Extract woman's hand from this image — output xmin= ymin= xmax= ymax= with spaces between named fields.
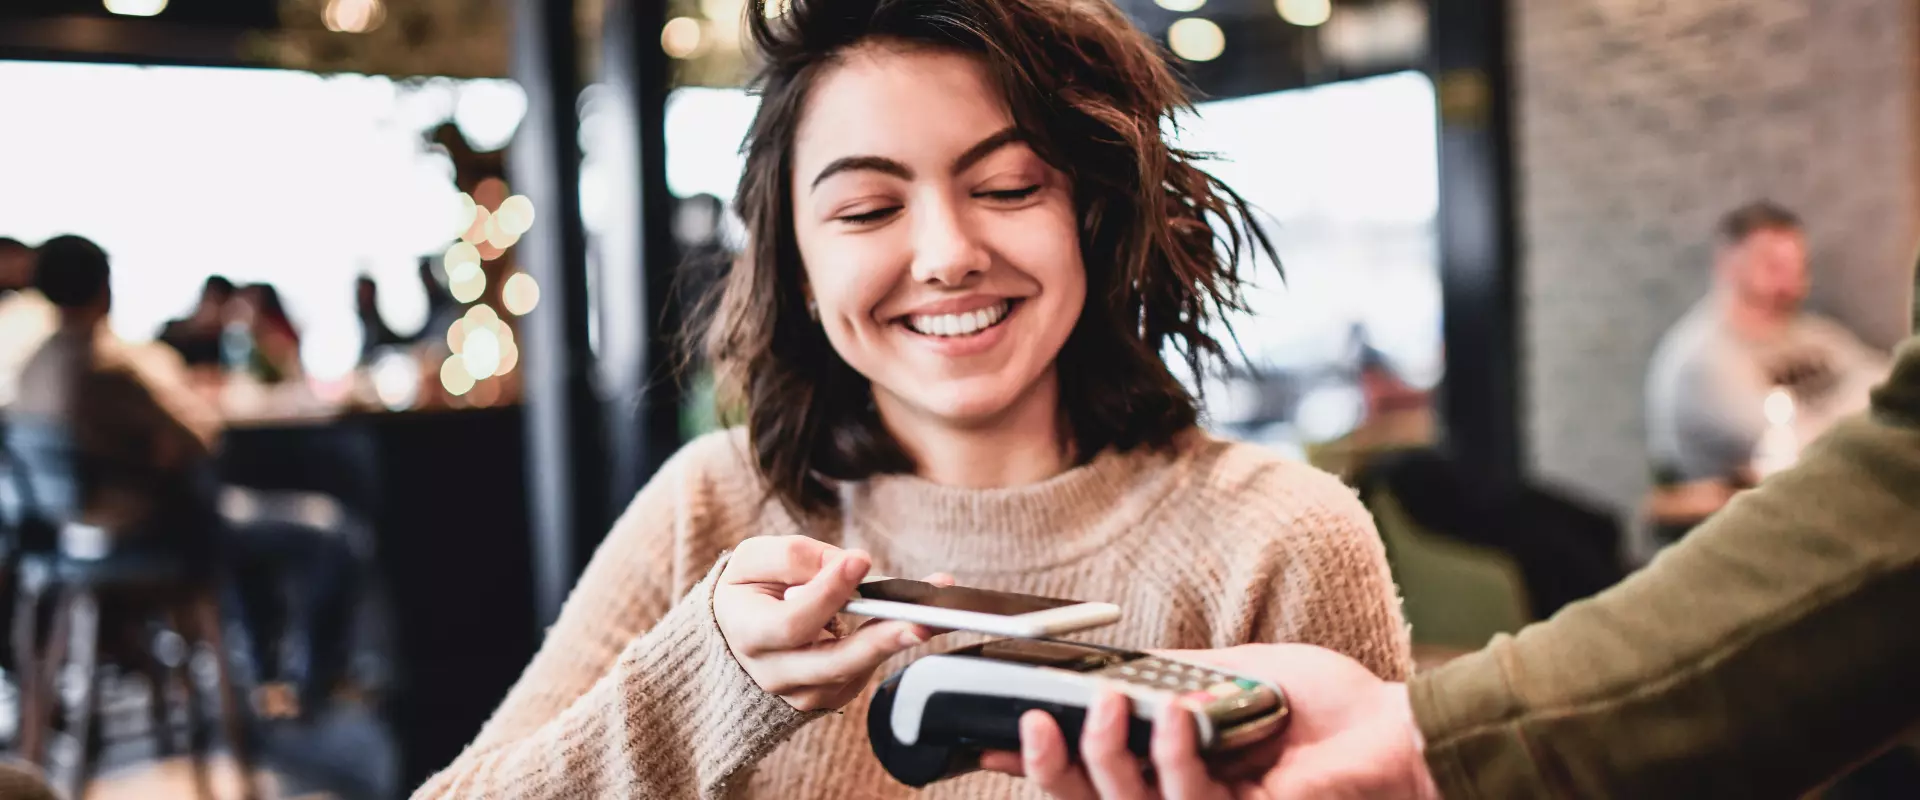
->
xmin=715 ymin=535 xmax=947 ymax=712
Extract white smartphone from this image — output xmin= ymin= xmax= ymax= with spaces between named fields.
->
xmin=843 ymin=577 xmax=1121 ymax=638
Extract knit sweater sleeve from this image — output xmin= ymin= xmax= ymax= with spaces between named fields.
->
xmin=1275 ymin=476 xmax=1414 ymax=681
xmin=1212 ymin=453 xmax=1415 ymax=683
xmin=412 ymin=436 xmax=815 ymax=799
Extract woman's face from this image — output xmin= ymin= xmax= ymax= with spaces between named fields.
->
xmin=789 ymin=43 xmax=1085 ymax=432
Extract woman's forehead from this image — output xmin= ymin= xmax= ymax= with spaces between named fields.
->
xmin=792 ymin=44 xmax=1018 ymax=174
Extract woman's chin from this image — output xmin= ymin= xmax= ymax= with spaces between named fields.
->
xmin=878 ymin=385 xmax=1029 ymax=431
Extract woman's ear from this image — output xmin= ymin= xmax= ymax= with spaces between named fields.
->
xmin=802 ymin=281 xmax=818 ymax=321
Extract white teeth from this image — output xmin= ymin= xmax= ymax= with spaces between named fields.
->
xmin=907 ymin=301 xmax=1012 ymax=337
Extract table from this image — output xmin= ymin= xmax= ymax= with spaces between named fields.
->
xmin=218 ymin=406 xmax=537 ymax=790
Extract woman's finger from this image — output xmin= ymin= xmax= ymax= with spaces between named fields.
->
xmin=1023 ymin=710 xmax=1098 ymax=800
xmin=774 ymin=548 xmax=873 ymax=636
xmin=723 ymin=535 xmax=838 ymax=587
xmin=1080 ymin=690 xmax=1154 ymax=800
xmin=728 ymin=550 xmax=866 ymax=654
xmin=762 ymin=618 xmax=928 ymax=688
xmin=1150 ymin=700 xmax=1223 ymax=800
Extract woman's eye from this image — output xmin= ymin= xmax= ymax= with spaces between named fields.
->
xmin=838 ymin=206 xmax=900 ymax=225
xmin=978 ymin=185 xmax=1042 ymax=202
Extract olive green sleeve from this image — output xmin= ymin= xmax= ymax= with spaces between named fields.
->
xmin=1411 ymin=336 xmax=1920 ymax=799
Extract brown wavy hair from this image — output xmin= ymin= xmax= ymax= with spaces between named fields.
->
xmin=697 ymin=0 xmax=1277 ymax=519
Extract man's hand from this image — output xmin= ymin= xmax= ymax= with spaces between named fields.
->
xmin=979 ymin=643 xmax=1440 ymax=799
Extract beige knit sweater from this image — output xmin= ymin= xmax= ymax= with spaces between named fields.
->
xmin=414 ymin=428 xmax=1411 ymax=799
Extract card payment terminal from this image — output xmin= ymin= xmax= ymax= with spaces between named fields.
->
xmin=868 ymin=639 xmax=1288 ymax=787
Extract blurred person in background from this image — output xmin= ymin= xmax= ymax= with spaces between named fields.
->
xmin=355 ymin=273 xmax=405 ymax=367
xmin=14 ymin=237 xmax=364 ymax=722
xmin=228 ymin=283 xmax=304 ymax=385
xmin=0 ymin=237 xmax=56 ymax=409
xmin=157 ymin=274 xmax=237 ymax=372
xmin=413 ymin=257 xmax=460 ymax=344
xmin=1644 ymin=201 xmax=1889 ymax=541
xmin=416 ymin=0 xmax=1411 ymax=795
xmin=12 ymin=234 xmax=217 ymax=538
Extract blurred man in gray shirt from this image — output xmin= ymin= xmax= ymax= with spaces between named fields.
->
xmin=1646 ymin=201 xmax=1889 ymax=488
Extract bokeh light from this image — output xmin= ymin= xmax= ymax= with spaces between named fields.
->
xmin=484 ymin=214 xmax=519 ymax=249
xmin=461 ymin=206 xmax=491 ymax=245
xmin=1277 ymin=0 xmax=1332 ymax=27
xmin=453 ymin=193 xmax=478 ymax=239
xmin=440 ymin=355 xmax=475 ymax=396
xmin=1764 ymin=387 xmax=1797 ymax=427
xmin=502 ymin=272 xmax=540 ymax=316
xmin=370 ymin=350 xmax=420 ymax=410
xmin=1153 ymin=0 xmax=1205 ymax=11
xmin=662 ymin=17 xmax=706 ymax=59
xmin=461 ymin=327 xmax=502 ymax=379
xmin=494 ymin=195 xmax=536 ymax=236
xmin=446 ymin=317 xmax=468 ymax=354
xmin=1168 ymin=18 xmax=1226 ymax=62
xmin=322 ymin=0 xmax=386 ymax=32
xmin=463 ymin=303 xmax=501 ymax=330
xmin=496 ymin=336 xmax=519 ymax=375
xmin=445 ymin=241 xmax=481 ymax=272
xmin=449 ymin=263 xmax=486 ymax=303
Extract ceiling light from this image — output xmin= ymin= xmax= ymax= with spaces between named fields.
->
xmin=103 ymin=0 xmax=167 ymax=16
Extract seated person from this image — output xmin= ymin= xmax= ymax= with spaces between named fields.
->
xmin=415 ymin=1 xmax=1410 ymax=796
xmin=1645 ymin=201 xmax=1889 ymax=540
xmin=14 ymin=237 xmax=361 ymax=716
xmin=12 ymin=235 xmax=215 ymax=540
xmin=156 ymin=274 xmax=235 ymax=372
xmin=228 ymin=283 xmax=304 ymax=385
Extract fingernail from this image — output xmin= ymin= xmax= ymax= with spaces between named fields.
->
xmin=1020 ymin=711 xmax=1049 ymax=748
xmin=841 ymin=551 xmax=869 ymax=581
xmin=1085 ymin=695 xmax=1110 ymax=730
xmin=897 ymin=628 xmax=924 ymax=647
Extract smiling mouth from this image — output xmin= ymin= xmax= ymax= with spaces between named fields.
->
xmin=899 ymin=299 xmax=1018 ymax=338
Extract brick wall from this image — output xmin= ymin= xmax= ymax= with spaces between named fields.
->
xmin=1512 ymin=0 xmax=1920 ymax=528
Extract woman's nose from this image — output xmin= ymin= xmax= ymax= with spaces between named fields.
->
xmin=908 ymin=200 xmax=990 ymax=287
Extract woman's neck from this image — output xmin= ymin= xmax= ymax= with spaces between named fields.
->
xmin=876 ymin=373 xmax=1073 ymax=489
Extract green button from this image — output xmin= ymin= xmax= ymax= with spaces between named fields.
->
xmin=1233 ymin=678 xmax=1260 ymax=691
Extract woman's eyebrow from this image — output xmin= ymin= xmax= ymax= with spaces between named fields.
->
xmin=808 ymin=126 xmax=1025 ymax=192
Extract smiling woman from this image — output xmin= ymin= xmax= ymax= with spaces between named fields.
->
xmin=709 ymin=2 xmax=1279 ymax=514
xmin=414 ymin=1 xmax=1411 ymax=798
